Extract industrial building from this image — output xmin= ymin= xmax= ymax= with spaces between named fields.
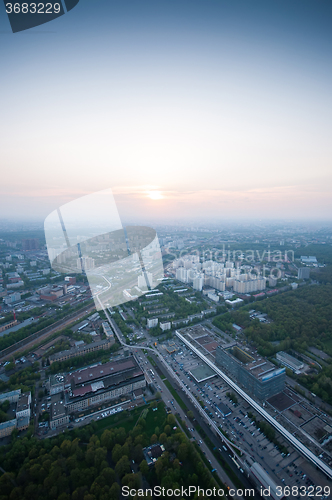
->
xmin=0 ymin=419 xmax=17 ymax=438
xmin=0 ymin=389 xmax=21 ymax=404
xmin=276 ymin=351 xmax=304 ymax=373
xmin=298 ymin=267 xmax=310 ymax=280
xmin=215 ymin=402 xmax=232 ymax=417
xmin=0 ymin=319 xmax=19 ymax=333
xmin=50 ymin=401 xmax=69 ymax=430
xmin=49 ymin=337 xmax=115 ymax=364
xmin=216 ymin=344 xmax=285 ymax=400
xmin=102 ymin=321 xmax=114 ymax=340
xmin=48 ymin=356 xmax=146 ymax=428
xmin=0 ymin=390 xmax=31 ymax=437
xmin=250 ymin=462 xmax=285 ymax=500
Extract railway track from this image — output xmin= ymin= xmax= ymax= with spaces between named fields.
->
xmin=0 ymin=302 xmax=96 ymax=361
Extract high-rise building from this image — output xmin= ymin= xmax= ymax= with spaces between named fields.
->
xmin=147 ymin=318 xmax=158 ymax=328
xmin=176 ymin=267 xmax=189 ymax=283
xmin=216 ymin=344 xmax=285 ymax=400
xmin=138 ymin=272 xmax=154 ymax=289
xmin=298 ymin=267 xmax=310 ymax=280
xmin=233 ymin=278 xmax=266 ymax=293
xmin=22 ymin=238 xmax=39 ymax=251
xmin=77 ymin=256 xmax=95 ymax=272
xmin=193 ymin=274 xmax=204 ymax=291
xmin=268 ymin=277 xmax=278 ymax=287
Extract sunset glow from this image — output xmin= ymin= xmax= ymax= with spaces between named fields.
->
xmin=147 ymin=191 xmax=163 ymax=201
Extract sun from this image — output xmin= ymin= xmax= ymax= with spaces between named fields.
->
xmin=147 ymin=191 xmax=163 ymax=200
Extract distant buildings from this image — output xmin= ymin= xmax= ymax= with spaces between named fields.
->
xmin=102 ymin=321 xmax=115 ymax=340
xmin=176 ymin=267 xmax=190 ymax=283
xmin=0 ymin=319 xmax=19 ymax=333
xmin=300 ymin=256 xmax=317 ymax=264
xmin=207 ymin=292 xmax=219 ymax=302
xmin=268 ymin=277 xmax=278 ymax=287
xmin=298 ymin=267 xmax=310 ymax=280
xmin=3 ymin=291 xmax=21 ymax=305
xmin=233 ymin=278 xmax=266 ymax=294
xmin=174 ymin=255 xmax=267 ymax=295
xmin=49 ymin=338 xmax=114 ymax=365
xmin=193 ymin=275 xmax=204 ymax=291
xmin=160 ymin=321 xmax=171 ymax=331
xmin=77 ymin=256 xmax=95 ymax=272
xmin=22 ymin=238 xmax=39 ymax=251
xmin=138 ymin=272 xmax=154 ymax=289
xmin=225 ymin=298 xmax=244 ymax=307
xmin=147 ymin=318 xmax=158 ymax=328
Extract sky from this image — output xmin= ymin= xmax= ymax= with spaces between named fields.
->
xmin=0 ymin=0 xmax=332 ymax=223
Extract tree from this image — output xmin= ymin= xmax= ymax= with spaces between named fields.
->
xmin=164 ymin=425 xmax=171 ymax=435
xmin=177 ymin=442 xmax=188 ymax=461
xmin=122 ymin=473 xmax=140 ymax=489
xmin=109 ymin=483 xmax=120 ymax=500
xmin=150 ymin=433 xmax=158 ymax=444
xmin=159 ymin=432 xmax=167 ymax=444
xmin=115 ymin=456 xmax=130 ymax=478
xmin=139 ymin=459 xmax=149 ymax=477
xmin=187 ymin=410 xmax=194 ymax=420
xmin=167 ymin=414 xmax=176 ymax=426
xmin=111 ymin=443 xmax=122 ymax=463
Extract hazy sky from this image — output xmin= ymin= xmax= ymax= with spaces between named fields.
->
xmin=1 ymin=0 xmax=331 ymax=222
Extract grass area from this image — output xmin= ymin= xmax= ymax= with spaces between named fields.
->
xmin=147 ymin=355 xmax=157 ymax=366
xmin=163 ymin=379 xmax=188 ymax=412
xmin=94 ymin=400 xmax=167 ymax=438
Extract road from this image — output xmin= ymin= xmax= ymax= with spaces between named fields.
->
xmin=103 ymin=308 xmax=247 ymax=498
xmin=139 ymin=350 xmax=246 ymax=496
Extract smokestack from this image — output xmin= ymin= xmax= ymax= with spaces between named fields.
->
xmin=13 ymin=309 xmax=16 ymax=321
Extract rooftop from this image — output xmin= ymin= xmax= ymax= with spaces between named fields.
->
xmin=66 ymin=356 xmax=141 ymax=387
xmin=52 ymin=400 xmax=66 ymax=419
xmin=16 ymin=392 xmax=31 ymax=413
xmin=218 ymin=344 xmax=284 ymax=380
